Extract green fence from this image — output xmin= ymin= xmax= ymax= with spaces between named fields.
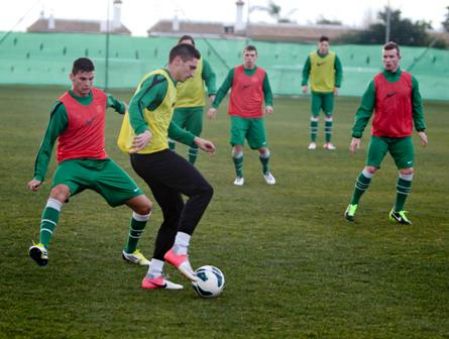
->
xmin=1 ymin=32 xmax=448 ymax=100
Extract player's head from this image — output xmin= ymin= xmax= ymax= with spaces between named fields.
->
xmin=382 ymin=41 xmax=401 ymax=72
xmin=168 ymin=43 xmax=201 ymax=82
xmin=70 ymin=57 xmax=95 ymax=97
xmin=178 ymin=35 xmax=195 ymax=46
xmin=318 ymin=36 xmax=330 ymax=54
xmin=243 ymin=45 xmax=257 ymax=69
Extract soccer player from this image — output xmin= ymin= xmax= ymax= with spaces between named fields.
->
xmin=301 ymin=35 xmax=343 ymax=150
xmin=117 ymin=44 xmax=215 ymax=290
xmin=207 ymin=45 xmax=275 ymax=186
xmin=168 ymin=35 xmax=217 ymax=165
xmin=27 ymin=57 xmax=153 ymax=267
xmin=344 ymin=41 xmax=428 ymax=224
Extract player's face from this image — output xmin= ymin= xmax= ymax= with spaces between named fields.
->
xmin=243 ymin=50 xmax=257 ymax=69
xmin=383 ymin=48 xmax=400 ymax=72
xmin=318 ymin=41 xmax=329 ymax=54
xmin=175 ymin=57 xmax=198 ymax=82
xmin=70 ymin=71 xmax=94 ymax=97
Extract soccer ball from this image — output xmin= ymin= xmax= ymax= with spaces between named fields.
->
xmin=192 ymin=265 xmax=225 ymax=298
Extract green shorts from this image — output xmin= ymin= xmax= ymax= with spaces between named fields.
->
xmin=311 ymin=92 xmax=334 ymax=116
xmin=230 ymin=116 xmax=267 ymax=149
xmin=172 ymin=106 xmax=204 ymax=137
xmin=366 ymin=136 xmax=415 ymax=169
xmin=52 ymin=158 xmax=143 ymax=207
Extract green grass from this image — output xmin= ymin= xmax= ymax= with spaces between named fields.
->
xmin=1 ymin=85 xmax=448 ymax=338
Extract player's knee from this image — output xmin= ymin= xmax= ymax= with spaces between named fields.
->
xmin=325 ymin=115 xmax=333 ymax=122
xmin=232 ymin=147 xmax=243 ymax=158
xmin=400 ymin=168 xmax=414 ymax=176
xmin=364 ymin=166 xmax=377 ymax=175
xmin=138 ymin=197 xmax=153 ymax=215
xmin=49 ymin=185 xmax=70 ymax=202
xmin=310 ymin=116 xmax=319 ymax=122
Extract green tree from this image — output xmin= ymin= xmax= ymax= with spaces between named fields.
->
xmin=442 ymin=6 xmax=449 ymax=32
xmin=343 ymin=7 xmax=434 ymax=46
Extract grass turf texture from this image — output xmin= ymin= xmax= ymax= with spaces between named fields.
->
xmin=0 ymin=85 xmax=448 ymax=338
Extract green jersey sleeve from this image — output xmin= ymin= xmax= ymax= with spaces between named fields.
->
xmin=301 ymin=56 xmax=311 ymax=86
xmin=411 ymin=76 xmax=426 ymax=131
xmin=128 ymin=74 xmax=168 ymax=134
xmin=263 ymin=73 xmax=273 ymax=106
xmin=352 ymin=80 xmax=376 ymax=138
xmin=202 ymin=59 xmax=217 ymax=96
xmin=33 ymin=102 xmax=68 ymax=181
xmin=334 ymin=55 xmax=343 ymax=88
xmin=212 ymin=68 xmax=234 ymax=108
xmin=106 ymin=94 xmax=126 ymax=114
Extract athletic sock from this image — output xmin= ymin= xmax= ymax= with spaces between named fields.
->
xmin=325 ymin=118 xmax=333 ymax=143
xmin=173 ymin=232 xmax=191 ymax=256
xmin=124 ymin=212 xmax=150 ymax=253
xmin=39 ymin=198 xmax=62 ymax=248
xmin=310 ymin=119 xmax=318 ymax=142
xmin=350 ymin=169 xmax=373 ymax=205
xmin=232 ymin=152 xmax=244 ymax=178
xmin=188 ymin=146 xmax=199 ymax=165
xmin=259 ymin=150 xmax=271 ymax=175
xmin=147 ymin=258 xmax=164 ymax=278
xmin=394 ymin=173 xmax=413 ymax=212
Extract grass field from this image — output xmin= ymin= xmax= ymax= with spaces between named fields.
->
xmin=0 ymin=85 xmax=448 ymax=338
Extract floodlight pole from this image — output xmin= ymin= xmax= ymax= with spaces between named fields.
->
xmin=105 ymin=0 xmax=111 ymax=90
xmin=385 ymin=0 xmax=391 ymax=43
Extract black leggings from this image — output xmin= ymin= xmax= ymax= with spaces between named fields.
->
xmin=130 ymin=150 xmax=213 ymax=260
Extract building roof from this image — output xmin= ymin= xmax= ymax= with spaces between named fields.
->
xmin=147 ymin=20 xmax=361 ymax=42
xmin=27 ymin=18 xmax=131 ymax=35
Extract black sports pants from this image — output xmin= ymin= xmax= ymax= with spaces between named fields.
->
xmin=130 ymin=150 xmax=213 ymax=260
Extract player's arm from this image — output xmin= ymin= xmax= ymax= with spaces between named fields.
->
xmin=411 ymin=76 xmax=428 ymax=146
xmin=29 ymin=103 xmax=68 ymax=190
xmin=351 ymin=80 xmax=376 ymax=139
xmin=202 ymin=59 xmax=217 ymax=99
xmin=168 ymin=121 xmax=215 ymax=153
xmin=263 ymin=73 xmax=273 ymax=114
xmin=334 ymin=55 xmax=343 ymax=94
xmin=127 ymin=75 xmax=167 ymax=151
xmin=106 ymin=93 xmax=127 ymax=114
xmin=208 ymin=68 xmax=234 ymax=119
xmin=301 ymin=56 xmax=311 ymax=92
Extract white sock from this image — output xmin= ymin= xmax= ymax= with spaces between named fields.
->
xmin=173 ymin=232 xmax=191 ymax=255
xmin=147 ymin=258 xmax=164 ymax=278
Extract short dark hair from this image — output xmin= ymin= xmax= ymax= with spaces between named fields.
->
xmin=244 ymin=45 xmax=257 ymax=53
xmin=319 ymin=36 xmax=329 ymax=43
xmin=178 ymin=35 xmax=195 ymax=46
xmin=383 ymin=41 xmax=400 ymax=56
xmin=72 ymin=57 xmax=94 ymax=74
xmin=169 ymin=43 xmax=201 ymax=63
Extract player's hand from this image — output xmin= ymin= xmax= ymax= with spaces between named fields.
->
xmin=418 ymin=131 xmax=428 ymax=147
xmin=28 ymin=179 xmax=43 ymax=192
xmin=130 ymin=130 xmax=152 ymax=153
xmin=334 ymin=87 xmax=339 ymax=96
xmin=349 ymin=137 xmax=361 ymax=154
xmin=207 ymin=108 xmax=217 ymax=120
xmin=302 ymin=85 xmax=308 ymax=94
xmin=208 ymin=95 xmax=216 ymax=104
xmin=265 ymin=106 xmax=273 ymax=115
xmin=194 ymin=137 xmax=216 ymax=154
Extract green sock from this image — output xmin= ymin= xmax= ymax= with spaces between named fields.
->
xmin=310 ymin=120 xmax=318 ymax=142
xmin=232 ymin=153 xmax=244 ymax=178
xmin=39 ymin=207 xmax=60 ymax=248
xmin=325 ymin=119 xmax=333 ymax=143
xmin=39 ymin=198 xmax=62 ymax=248
xmin=350 ymin=171 xmax=372 ymax=205
xmin=188 ymin=146 xmax=198 ymax=165
xmin=394 ymin=176 xmax=413 ymax=211
xmin=124 ymin=212 xmax=149 ymax=253
xmin=168 ymin=140 xmax=176 ymax=151
xmin=259 ymin=152 xmax=270 ymax=175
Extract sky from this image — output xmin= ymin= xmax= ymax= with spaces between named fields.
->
xmin=0 ymin=0 xmax=448 ymax=36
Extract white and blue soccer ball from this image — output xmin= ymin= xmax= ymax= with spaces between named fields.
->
xmin=192 ymin=265 xmax=225 ymax=298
